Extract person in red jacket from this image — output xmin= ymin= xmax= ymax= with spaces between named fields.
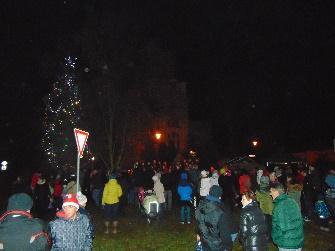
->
xmin=31 ymin=172 xmax=42 ymax=192
xmin=239 ymin=170 xmax=251 ymax=194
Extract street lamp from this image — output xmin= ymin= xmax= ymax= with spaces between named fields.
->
xmin=154 ymin=132 xmax=162 ymax=141
xmin=252 ymin=140 xmax=258 ymax=147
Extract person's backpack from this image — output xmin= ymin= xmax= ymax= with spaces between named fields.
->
xmin=0 ymin=210 xmax=50 ymax=250
xmin=315 ymin=200 xmax=331 ymax=219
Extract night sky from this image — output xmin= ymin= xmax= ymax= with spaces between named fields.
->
xmin=1 ymin=1 xmax=335 ymax=170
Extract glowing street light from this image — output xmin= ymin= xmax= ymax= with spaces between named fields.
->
xmin=154 ymin=132 xmax=162 ymax=141
xmin=252 ymin=140 xmax=258 ymax=147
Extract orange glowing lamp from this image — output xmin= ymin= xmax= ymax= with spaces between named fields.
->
xmin=252 ymin=141 xmax=258 ymax=147
xmin=154 ymin=132 xmax=162 ymax=141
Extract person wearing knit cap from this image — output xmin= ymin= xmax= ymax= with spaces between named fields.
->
xmin=0 ymin=193 xmax=50 ymax=250
xmin=76 ymin=192 xmax=94 ymax=239
xmin=48 ymin=194 xmax=92 ymax=250
xmin=195 ymin=185 xmax=233 ymax=251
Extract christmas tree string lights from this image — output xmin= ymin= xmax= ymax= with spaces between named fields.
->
xmin=41 ymin=56 xmax=81 ymax=169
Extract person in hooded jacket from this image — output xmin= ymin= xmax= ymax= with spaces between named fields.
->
xmin=240 ymin=191 xmax=268 ymax=251
xmin=102 ymin=174 xmax=122 ymax=234
xmin=177 ymin=172 xmax=193 ymax=224
xmin=0 ymin=193 xmax=50 ymax=251
xmin=195 ymin=185 xmax=233 ymax=251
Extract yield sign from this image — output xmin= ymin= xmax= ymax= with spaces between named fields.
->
xmin=74 ymin=128 xmax=89 ymax=158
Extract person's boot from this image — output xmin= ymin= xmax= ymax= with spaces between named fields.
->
xmin=112 ymin=221 xmax=118 ymax=234
xmin=104 ymin=221 xmax=110 ymax=234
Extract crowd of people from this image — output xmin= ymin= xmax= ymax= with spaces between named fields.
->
xmin=0 ymin=158 xmax=334 ymax=250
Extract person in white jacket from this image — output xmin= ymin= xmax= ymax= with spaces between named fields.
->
xmin=199 ymin=170 xmax=211 ymax=199
xmin=152 ymin=175 xmax=166 ymax=217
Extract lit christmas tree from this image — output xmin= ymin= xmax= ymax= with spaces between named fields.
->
xmin=42 ymin=56 xmax=81 ymax=170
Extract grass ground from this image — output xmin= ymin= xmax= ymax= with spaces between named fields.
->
xmin=91 ymin=206 xmax=335 ymax=251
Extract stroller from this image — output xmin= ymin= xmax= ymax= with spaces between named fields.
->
xmin=138 ymin=187 xmax=160 ymax=223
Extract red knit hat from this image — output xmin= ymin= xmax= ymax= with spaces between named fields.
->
xmin=62 ymin=194 xmax=79 ymax=209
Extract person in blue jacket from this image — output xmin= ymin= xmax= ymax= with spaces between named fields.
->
xmin=177 ymin=172 xmax=193 ymax=224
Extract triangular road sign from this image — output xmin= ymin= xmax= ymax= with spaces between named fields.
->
xmin=74 ymin=128 xmax=89 ymax=158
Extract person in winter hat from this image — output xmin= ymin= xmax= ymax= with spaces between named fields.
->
xmin=177 ymin=172 xmax=193 ymax=224
xmin=0 ymin=193 xmax=50 ymax=250
xmin=195 ymin=185 xmax=233 ymax=251
xmin=49 ymin=194 xmax=93 ymax=251
xmin=76 ymin=192 xmax=88 ymax=210
xmin=102 ymin=174 xmax=123 ymax=234
xmin=199 ymin=170 xmax=211 ymax=198
xmin=152 ymin=174 xmax=165 ymax=219
xmin=76 ymin=192 xmax=94 ymax=239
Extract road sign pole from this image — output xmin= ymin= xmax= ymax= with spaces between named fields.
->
xmin=76 ymin=152 xmax=80 ymax=194
xmin=74 ymin=128 xmax=89 ymax=194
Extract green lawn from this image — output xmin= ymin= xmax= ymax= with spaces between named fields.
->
xmin=91 ymin=206 xmax=335 ymax=251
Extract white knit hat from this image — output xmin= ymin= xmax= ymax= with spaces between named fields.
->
xmin=76 ymin=192 xmax=87 ymax=207
xmin=201 ymin=170 xmax=209 ymax=177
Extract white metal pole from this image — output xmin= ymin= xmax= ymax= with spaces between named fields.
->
xmin=76 ymin=152 xmax=80 ymax=194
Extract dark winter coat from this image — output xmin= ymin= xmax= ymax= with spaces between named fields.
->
xmin=34 ymin=183 xmax=51 ymax=214
xmin=218 ymin=175 xmax=236 ymax=209
xmin=195 ymin=196 xmax=233 ymax=251
xmin=90 ymin=172 xmax=104 ymax=190
xmin=239 ymin=201 xmax=268 ymax=251
xmin=0 ymin=210 xmax=50 ymax=251
xmin=161 ymin=172 xmax=174 ymax=190
xmin=272 ymin=194 xmax=304 ymax=249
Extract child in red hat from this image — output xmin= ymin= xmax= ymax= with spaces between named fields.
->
xmin=49 ymin=194 xmax=93 ymax=250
